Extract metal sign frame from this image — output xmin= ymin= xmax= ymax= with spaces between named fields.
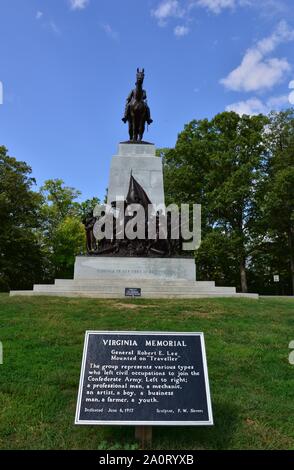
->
xmin=75 ymin=331 xmax=213 ymax=426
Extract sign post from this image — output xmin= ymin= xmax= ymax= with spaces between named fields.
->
xmin=273 ymin=274 xmax=280 ymax=296
xmin=75 ymin=331 xmax=213 ymax=448
xmin=135 ymin=426 xmax=152 ymax=449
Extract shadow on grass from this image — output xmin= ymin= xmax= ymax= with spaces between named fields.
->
xmin=154 ymin=401 xmax=239 ymax=450
xmin=93 ymin=401 xmax=239 ymax=450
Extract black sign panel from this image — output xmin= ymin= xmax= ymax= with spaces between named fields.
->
xmin=125 ymin=288 xmax=141 ymax=297
xmin=75 ymin=331 xmax=213 ymax=426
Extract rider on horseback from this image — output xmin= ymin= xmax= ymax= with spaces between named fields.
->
xmin=122 ymin=68 xmax=153 ymax=125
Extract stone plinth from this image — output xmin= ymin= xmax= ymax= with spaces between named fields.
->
xmin=118 ymin=143 xmax=156 ymax=156
xmin=74 ymin=256 xmax=196 ymax=281
xmin=107 ymin=143 xmax=164 ymax=207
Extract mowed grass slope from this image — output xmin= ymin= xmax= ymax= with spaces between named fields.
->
xmin=0 ymin=294 xmax=293 ymax=450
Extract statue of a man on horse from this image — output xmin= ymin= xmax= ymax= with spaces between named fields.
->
xmin=122 ymin=68 xmax=153 ymax=142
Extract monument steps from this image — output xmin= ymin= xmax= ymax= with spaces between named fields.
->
xmin=10 ymin=289 xmax=258 ymax=299
xmin=10 ymin=279 xmax=258 ymax=298
xmin=32 ymin=283 xmax=235 ymax=294
xmin=54 ymin=278 xmax=216 ymax=287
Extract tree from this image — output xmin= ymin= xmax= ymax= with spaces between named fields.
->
xmin=40 ymin=179 xmax=81 ymax=233
xmin=0 ymin=146 xmax=43 ymax=291
xmin=51 ymin=216 xmax=86 ymax=279
xmin=260 ymin=109 xmax=294 ymax=294
xmin=207 ymin=112 xmax=268 ymax=292
xmin=162 ymin=112 xmax=268 ymax=292
xmin=39 ymin=179 xmax=86 ymax=279
xmin=75 ymin=197 xmax=100 ymax=221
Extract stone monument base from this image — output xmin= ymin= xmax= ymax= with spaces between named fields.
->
xmin=73 ymin=256 xmax=196 ymax=281
xmin=10 ymin=256 xmax=258 ymax=299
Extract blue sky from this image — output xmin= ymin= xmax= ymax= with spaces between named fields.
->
xmin=1 ymin=0 xmax=294 ymax=201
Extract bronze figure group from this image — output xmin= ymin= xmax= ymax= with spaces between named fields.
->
xmin=83 ymin=174 xmax=182 ymax=257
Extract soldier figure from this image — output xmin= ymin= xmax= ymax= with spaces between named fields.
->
xmin=83 ymin=210 xmax=97 ymax=254
xmin=122 ymin=68 xmax=153 ymax=126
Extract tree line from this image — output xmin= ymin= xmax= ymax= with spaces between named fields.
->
xmin=0 ymin=109 xmax=293 ymax=294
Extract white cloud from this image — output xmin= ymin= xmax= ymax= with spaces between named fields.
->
xmin=36 ymin=11 xmax=43 ymax=20
xmin=196 ymin=0 xmax=236 ymax=14
xmin=220 ymin=21 xmax=294 ymax=92
xmin=267 ymin=94 xmax=289 ymax=108
xmin=246 ymin=0 xmax=288 ymax=19
xmin=69 ymin=0 xmax=89 ymax=10
xmin=151 ymin=0 xmax=184 ymax=25
xmin=174 ymin=25 xmax=190 ymax=36
xmin=221 ymin=55 xmax=290 ymax=92
xmin=226 ymin=98 xmax=267 ymax=115
xmin=151 ymin=0 xmax=237 ymax=28
xmin=257 ymin=20 xmax=294 ymax=54
xmin=195 ymin=0 xmax=286 ymax=15
xmin=101 ymin=23 xmax=119 ymax=41
xmin=226 ymin=94 xmax=289 ymax=115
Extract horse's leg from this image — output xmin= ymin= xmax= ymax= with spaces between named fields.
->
xmin=133 ymin=116 xmax=137 ymax=142
xmin=139 ymin=117 xmax=145 ymax=142
xmin=141 ymin=121 xmax=145 ymax=142
xmin=128 ymin=119 xmax=133 ymax=141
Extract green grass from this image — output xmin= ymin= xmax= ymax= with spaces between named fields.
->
xmin=0 ymin=294 xmax=293 ymax=450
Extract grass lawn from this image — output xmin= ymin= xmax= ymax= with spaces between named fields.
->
xmin=0 ymin=293 xmax=293 ymax=450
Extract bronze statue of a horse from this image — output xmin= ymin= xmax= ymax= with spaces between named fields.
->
xmin=122 ymin=68 xmax=153 ymax=142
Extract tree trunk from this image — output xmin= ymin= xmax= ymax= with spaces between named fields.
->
xmin=288 ymin=228 xmax=294 ymax=296
xmin=240 ymin=258 xmax=248 ymax=293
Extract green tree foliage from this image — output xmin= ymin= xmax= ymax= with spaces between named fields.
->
xmin=163 ymin=111 xmax=269 ymax=293
xmin=39 ymin=179 xmax=87 ymax=280
xmin=40 ymin=179 xmax=81 ymax=233
xmin=259 ymin=110 xmax=294 ymax=294
xmin=51 ymin=216 xmax=86 ymax=279
xmin=75 ymin=197 xmax=100 ymax=222
xmin=0 ymin=153 xmax=100 ymax=289
xmin=0 ymin=147 xmax=43 ymax=291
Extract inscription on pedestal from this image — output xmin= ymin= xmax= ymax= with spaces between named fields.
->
xmin=74 ymin=256 xmax=196 ymax=281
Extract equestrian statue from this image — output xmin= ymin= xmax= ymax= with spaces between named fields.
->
xmin=122 ymin=68 xmax=153 ymax=142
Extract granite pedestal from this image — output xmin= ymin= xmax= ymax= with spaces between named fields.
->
xmin=74 ymin=256 xmax=196 ymax=281
xmin=107 ymin=143 xmax=164 ymax=207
